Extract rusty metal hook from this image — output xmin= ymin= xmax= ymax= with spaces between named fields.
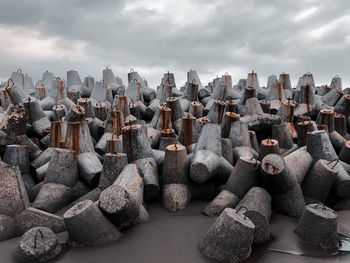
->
xmin=33 ymin=229 xmax=44 ymax=249
xmin=236 ymin=206 xmax=248 ymax=219
xmin=327 ymin=159 xmax=339 ymax=169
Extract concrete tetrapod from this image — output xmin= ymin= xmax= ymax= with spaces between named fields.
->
xmin=3 ymin=144 xmax=30 ymax=174
xmin=98 ymin=153 xmax=128 ymax=190
xmin=32 ymin=183 xmax=72 ymax=213
xmin=177 ymin=114 xmax=197 ymax=152
xmin=162 ymin=144 xmax=188 ymax=185
xmin=190 ymin=150 xmax=221 ymax=183
xmin=63 ymin=199 xmax=121 ymax=246
xmin=0 ymin=164 xmax=30 ymax=217
xmin=302 ymin=159 xmax=338 ymax=203
xmin=229 ymin=121 xmax=251 ymax=148
xmin=221 ymin=112 xmax=240 ymax=138
xmin=13 ymin=227 xmax=61 ymax=263
xmin=232 ymin=146 xmax=258 ymax=164
xmin=113 ymin=164 xmax=144 ymax=206
xmin=295 ymin=204 xmax=339 ymax=251
xmin=196 ymin=123 xmax=222 ymax=156
xmin=261 ymin=154 xmax=305 ymax=218
xmin=99 ymin=185 xmax=139 ymax=229
xmin=15 ymin=207 xmax=66 ymax=235
xmin=202 ymin=190 xmax=240 ymax=217
xmin=307 ymin=130 xmax=337 ymax=162
xmin=271 ymin=123 xmax=294 ymax=150
xmin=44 ymin=148 xmax=78 ymax=187
xmin=162 ymin=183 xmax=191 ymax=213
xmin=0 ymin=214 xmax=16 ymax=241
xmin=198 ymin=207 xmax=255 ymax=263
xmin=258 ymin=139 xmax=280 ymax=161
xmin=235 ymin=187 xmax=272 ymax=245
xmin=134 ymin=157 xmax=160 ymax=201
xmin=122 ymin=124 xmax=153 ymax=162
xmin=166 ymin=97 xmax=184 ymax=133
xmin=77 ymin=152 xmax=103 ymax=187
xmin=339 ymin=140 xmax=350 ymax=164
xmin=248 ymin=131 xmax=260 ymax=153
xmin=224 ymin=157 xmax=260 ymax=198
xmin=284 ymin=146 xmax=313 ymax=183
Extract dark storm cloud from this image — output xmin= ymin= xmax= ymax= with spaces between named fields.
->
xmin=0 ymin=0 xmax=349 ymax=88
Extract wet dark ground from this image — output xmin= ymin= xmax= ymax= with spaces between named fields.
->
xmin=0 ymin=202 xmax=349 ymax=263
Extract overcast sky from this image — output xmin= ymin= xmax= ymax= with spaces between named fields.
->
xmin=0 ymin=0 xmax=349 ymax=89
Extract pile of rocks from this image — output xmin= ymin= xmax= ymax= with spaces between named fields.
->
xmin=0 ymin=68 xmax=349 ymax=262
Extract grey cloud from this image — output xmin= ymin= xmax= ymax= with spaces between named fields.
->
xmin=0 ymin=0 xmax=349 ymax=88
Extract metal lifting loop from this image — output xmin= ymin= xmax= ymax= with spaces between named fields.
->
xmin=7 ymin=78 xmax=14 ymax=86
xmin=33 ymin=229 xmax=44 ymax=249
xmin=265 ymin=161 xmax=276 ymax=169
xmin=314 ymin=203 xmax=327 ymax=210
xmin=327 ymin=159 xmax=339 ymax=169
xmin=112 ymin=133 xmax=118 ymax=140
xmin=236 ymin=205 xmax=248 ymax=219
xmin=251 ymin=157 xmax=258 ymax=167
